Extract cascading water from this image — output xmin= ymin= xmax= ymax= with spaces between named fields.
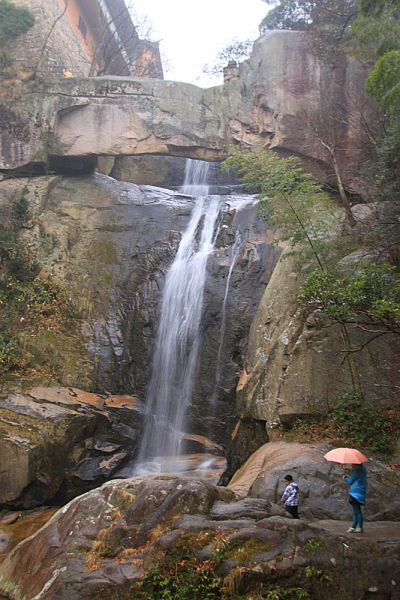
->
xmin=210 ymin=230 xmax=242 ymax=406
xmin=135 ymin=159 xmax=221 ymax=473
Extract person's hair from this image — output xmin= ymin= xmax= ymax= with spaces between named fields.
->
xmin=354 ymin=463 xmax=366 ymax=472
xmin=284 ymin=474 xmax=293 ymax=482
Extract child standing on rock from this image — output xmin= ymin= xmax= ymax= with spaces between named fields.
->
xmin=281 ymin=474 xmax=300 ymax=519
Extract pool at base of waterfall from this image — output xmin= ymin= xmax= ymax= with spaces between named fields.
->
xmin=116 ymin=453 xmax=226 ymax=484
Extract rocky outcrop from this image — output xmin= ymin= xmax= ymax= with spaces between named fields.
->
xmin=0 ymin=386 xmax=143 ymax=508
xmin=0 ymin=172 xmax=278 ymax=447
xmin=1 ymin=473 xmax=400 ymax=600
xmin=1 ymin=32 xmax=373 ymax=197
xmin=236 ymin=245 xmax=400 ymax=438
xmin=227 ymin=441 xmax=400 ymax=521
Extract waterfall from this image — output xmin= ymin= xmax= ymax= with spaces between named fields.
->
xmin=135 ymin=159 xmax=220 ymax=473
xmin=211 ymin=230 xmax=242 ymax=405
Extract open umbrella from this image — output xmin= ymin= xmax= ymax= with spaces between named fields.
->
xmin=324 ymin=447 xmax=368 ymax=464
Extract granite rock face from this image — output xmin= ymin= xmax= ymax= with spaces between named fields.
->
xmin=1 ymin=32 xmax=373 ymax=197
xmin=1 ymin=473 xmax=400 ymax=600
xmin=0 ymin=386 xmax=143 ymax=508
xmin=227 ymin=441 xmax=400 ymax=521
xmin=0 ymin=172 xmax=279 ymax=448
xmin=236 ymin=246 xmax=400 ymax=438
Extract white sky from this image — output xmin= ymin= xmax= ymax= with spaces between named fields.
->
xmin=130 ymin=0 xmax=270 ymax=87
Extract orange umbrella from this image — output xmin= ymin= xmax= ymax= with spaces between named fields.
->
xmin=324 ymin=447 xmax=368 ymax=464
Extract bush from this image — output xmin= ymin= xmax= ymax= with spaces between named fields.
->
xmin=330 ymin=391 xmax=396 ymax=455
xmin=0 ymin=0 xmax=34 ymax=46
xmin=298 ymin=264 xmax=400 ymax=336
xmin=0 ymin=187 xmax=76 ymax=378
xmin=291 ymin=390 xmax=398 ymax=455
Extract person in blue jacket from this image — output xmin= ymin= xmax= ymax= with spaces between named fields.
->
xmin=343 ymin=463 xmax=367 ymax=533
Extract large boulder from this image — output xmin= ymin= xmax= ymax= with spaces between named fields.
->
xmin=0 ymin=386 xmax=143 ymax=508
xmin=227 ymin=441 xmax=400 ymax=521
xmin=236 ymin=246 xmax=400 ymax=436
xmin=1 ymin=474 xmax=400 ymax=600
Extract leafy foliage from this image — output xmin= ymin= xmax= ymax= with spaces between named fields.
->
xmin=330 ymin=390 xmax=397 ymax=454
xmin=0 ymin=0 xmax=34 ymax=44
xmin=260 ymin=1 xmax=310 ymax=31
xmin=0 ymin=0 xmax=34 ymax=68
xmin=303 ymin=538 xmax=325 ymax=553
xmin=351 ymin=0 xmax=400 ymax=201
xmin=359 ymin=0 xmax=399 ymax=18
xmin=223 ymin=147 xmax=341 ymax=271
xmin=265 ymin=586 xmax=310 ymax=600
xmin=260 ymin=0 xmax=359 ymax=62
xmin=0 ymin=188 xmax=40 ymax=282
xmin=365 ymin=50 xmax=400 ymax=113
xmin=108 ymin=528 xmax=315 ymax=600
xmin=298 ymin=264 xmax=400 ymax=337
xmin=351 ymin=10 xmax=400 ymax=62
xmin=0 ymin=188 xmax=76 ymax=376
xmin=374 ymin=122 xmax=400 ymax=201
xmin=292 ymin=390 xmax=398 ymax=455
xmin=203 ymin=39 xmax=253 ymax=77
xmin=136 ymin=559 xmax=221 ymax=600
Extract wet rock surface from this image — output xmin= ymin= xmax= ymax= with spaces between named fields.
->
xmin=0 ymin=507 xmax=57 ymax=565
xmin=0 ymin=474 xmax=399 ymax=600
xmin=0 ymin=174 xmax=278 ymax=449
xmin=0 ymin=386 xmax=143 ymax=508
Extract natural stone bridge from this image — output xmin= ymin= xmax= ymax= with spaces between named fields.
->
xmin=1 ymin=31 xmax=372 ymax=194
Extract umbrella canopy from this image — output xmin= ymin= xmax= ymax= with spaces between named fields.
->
xmin=324 ymin=447 xmax=368 ymax=464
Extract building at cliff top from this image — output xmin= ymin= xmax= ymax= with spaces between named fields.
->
xmin=12 ymin=0 xmax=163 ymax=78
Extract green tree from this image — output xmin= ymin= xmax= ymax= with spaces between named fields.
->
xmin=260 ymin=0 xmax=359 ymax=61
xmin=0 ymin=0 xmax=34 ymax=68
xmin=223 ymin=147 xmax=341 ymax=271
xmin=298 ymin=264 xmax=400 ymax=346
xmin=202 ymin=39 xmax=253 ymax=77
xmin=359 ymin=0 xmax=399 ymax=18
xmin=223 ymin=147 xmax=366 ymax=394
xmin=350 ymin=0 xmax=400 ymax=203
xmin=259 ymin=0 xmax=310 ymax=31
xmin=365 ymin=50 xmax=400 ymax=113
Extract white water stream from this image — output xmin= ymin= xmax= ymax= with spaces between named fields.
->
xmin=210 ymin=230 xmax=242 ymax=406
xmin=135 ymin=160 xmax=220 ymax=474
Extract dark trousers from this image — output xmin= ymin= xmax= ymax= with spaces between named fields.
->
xmin=350 ymin=497 xmax=363 ymax=529
xmin=285 ymin=505 xmax=299 ymax=519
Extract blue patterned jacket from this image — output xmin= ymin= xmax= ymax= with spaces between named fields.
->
xmin=281 ymin=482 xmax=299 ymax=506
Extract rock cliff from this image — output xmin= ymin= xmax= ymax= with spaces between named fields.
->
xmin=0 ymin=26 xmax=399 ymax=597
xmin=0 ymin=172 xmax=278 ymax=450
xmin=0 ymin=25 xmax=397 ymax=511
xmin=1 ymin=31 xmax=373 ymax=198
xmin=237 ymin=248 xmax=399 ymax=438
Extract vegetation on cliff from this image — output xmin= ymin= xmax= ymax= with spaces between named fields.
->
xmin=223 ymin=145 xmax=400 ymax=453
xmin=298 ymin=264 xmax=400 ymax=341
xmin=261 ymin=0 xmax=400 ymax=207
xmin=0 ymin=186 xmax=84 ymax=383
xmin=253 ymin=0 xmax=400 ymax=394
xmin=291 ymin=389 xmax=399 ymax=454
xmin=0 ymin=0 xmax=34 ymax=69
